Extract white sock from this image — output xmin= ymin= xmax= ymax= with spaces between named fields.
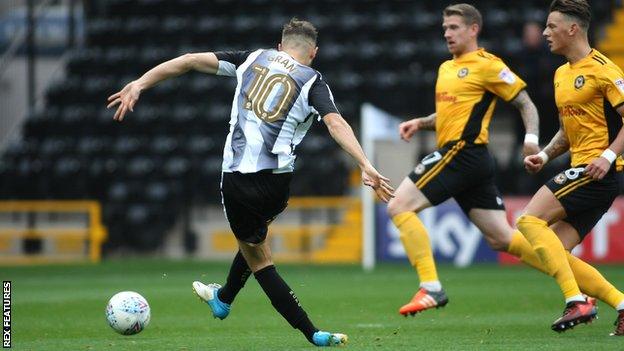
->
xmin=616 ymin=300 xmax=624 ymax=311
xmin=565 ymin=294 xmax=585 ymax=304
xmin=420 ymin=281 xmax=442 ymax=292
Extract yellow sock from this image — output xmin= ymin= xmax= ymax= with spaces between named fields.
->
xmin=516 ymin=215 xmax=581 ymax=300
xmin=508 ymin=228 xmax=624 ymax=308
xmin=392 ymin=212 xmax=438 ymax=283
xmin=507 ymin=231 xmax=548 ymax=275
xmin=567 ymin=252 xmax=624 ymax=309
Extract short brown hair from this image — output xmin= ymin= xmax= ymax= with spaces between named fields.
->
xmin=443 ymin=4 xmax=483 ymax=33
xmin=282 ymin=18 xmax=317 ymax=48
xmin=550 ymin=0 xmax=591 ymax=30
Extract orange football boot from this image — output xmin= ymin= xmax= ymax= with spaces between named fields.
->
xmin=399 ymin=288 xmax=449 ymax=316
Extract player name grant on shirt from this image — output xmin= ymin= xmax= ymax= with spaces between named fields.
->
xmin=267 ymin=54 xmax=298 ymax=73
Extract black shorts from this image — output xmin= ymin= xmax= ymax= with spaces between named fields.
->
xmin=221 ymin=171 xmax=292 ymax=244
xmin=545 ymin=166 xmax=619 ymax=239
xmin=407 ymin=140 xmax=505 ymax=215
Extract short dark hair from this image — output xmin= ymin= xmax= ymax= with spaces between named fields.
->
xmin=443 ymin=4 xmax=483 ymax=33
xmin=282 ymin=18 xmax=317 ymax=48
xmin=549 ymin=0 xmax=591 ymax=30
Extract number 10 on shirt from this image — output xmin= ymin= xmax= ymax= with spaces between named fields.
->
xmin=244 ymin=64 xmax=297 ymax=122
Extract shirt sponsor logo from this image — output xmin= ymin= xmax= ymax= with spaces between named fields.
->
xmin=435 ymin=92 xmax=457 ymax=103
xmin=498 ymin=67 xmax=516 ymax=84
xmin=558 ymin=105 xmax=587 ymax=118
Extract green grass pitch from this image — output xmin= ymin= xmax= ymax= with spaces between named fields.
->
xmin=4 ymin=259 xmax=624 ymax=350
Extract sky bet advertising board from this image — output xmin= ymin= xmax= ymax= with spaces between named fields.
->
xmin=376 ymin=197 xmax=624 ymax=265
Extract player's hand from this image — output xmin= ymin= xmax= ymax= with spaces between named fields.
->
xmin=107 ymin=81 xmax=142 ymax=121
xmin=524 ymin=154 xmax=545 ymax=174
xmin=361 ymin=164 xmax=395 ymax=203
xmin=585 ymin=157 xmax=611 ymax=180
xmin=522 ymin=142 xmax=540 ymax=158
xmin=398 ymin=119 xmax=420 ymax=142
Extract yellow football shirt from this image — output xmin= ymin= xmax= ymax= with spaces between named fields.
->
xmin=554 ymin=49 xmax=624 ymax=167
xmin=435 ymin=48 xmax=527 ymax=148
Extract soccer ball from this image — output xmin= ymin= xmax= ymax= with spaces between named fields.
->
xmin=105 ymin=291 xmax=151 ymax=335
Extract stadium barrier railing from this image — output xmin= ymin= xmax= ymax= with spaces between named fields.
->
xmin=0 ymin=200 xmax=107 ymax=264
xmin=211 ymin=196 xmax=362 ymax=263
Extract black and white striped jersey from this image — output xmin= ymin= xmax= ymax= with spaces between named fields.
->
xmin=214 ymin=49 xmax=339 ymax=173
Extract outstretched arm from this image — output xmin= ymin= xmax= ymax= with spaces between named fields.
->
xmin=107 ymin=53 xmax=219 ymax=121
xmin=398 ymin=112 xmax=435 ymax=142
xmin=509 ymin=90 xmax=540 ymax=157
xmin=323 ymin=112 xmax=394 ymax=202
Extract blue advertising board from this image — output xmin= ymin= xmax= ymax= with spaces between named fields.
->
xmin=375 ymin=200 xmax=498 ymax=266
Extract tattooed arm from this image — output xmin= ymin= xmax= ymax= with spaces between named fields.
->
xmin=417 ymin=113 xmax=437 ymax=130
xmin=510 ymin=90 xmax=540 ymax=157
xmin=542 ymin=128 xmax=570 ymax=160
xmin=524 ymin=115 xmax=569 ymax=174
